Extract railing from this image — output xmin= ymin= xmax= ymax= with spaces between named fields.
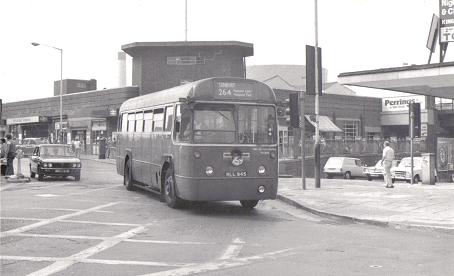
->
xmin=280 ymin=139 xmax=427 ymax=159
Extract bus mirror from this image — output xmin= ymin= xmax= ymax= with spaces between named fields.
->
xmin=175 ymin=121 xmax=181 ymax=132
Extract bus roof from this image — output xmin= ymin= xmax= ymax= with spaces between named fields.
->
xmin=119 ymin=77 xmax=276 ymax=112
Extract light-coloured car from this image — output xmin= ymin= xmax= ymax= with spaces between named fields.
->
xmin=30 ymin=144 xmax=81 ymax=181
xmin=363 ymin=159 xmax=400 ymax=181
xmin=17 ymin=138 xmax=48 ymax=157
xmin=323 ymin=157 xmax=366 ymax=179
xmin=391 ymin=157 xmax=437 ymax=183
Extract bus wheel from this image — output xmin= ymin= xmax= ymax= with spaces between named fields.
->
xmin=124 ymin=159 xmax=135 ymax=191
xmin=164 ymin=168 xmax=183 ymax=209
xmin=240 ymin=200 xmax=258 ymax=209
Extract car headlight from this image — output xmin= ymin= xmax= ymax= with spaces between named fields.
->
xmin=205 ymin=166 xmax=214 ymax=176
xmin=43 ymin=163 xmax=48 ymax=168
xmin=77 ymin=163 xmax=81 ymax=168
xmin=258 ymin=165 xmax=266 ymax=175
xmin=72 ymin=163 xmax=77 ymax=168
xmin=48 ymin=163 xmax=53 ymax=168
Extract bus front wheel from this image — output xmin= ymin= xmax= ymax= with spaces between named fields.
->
xmin=164 ymin=168 xmax=183 ymax=209
xmin=240 ymin=200 xmax=258 ymax=209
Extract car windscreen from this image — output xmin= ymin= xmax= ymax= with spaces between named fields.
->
xmin=238 ymin=105 xmax=276 ymax=144
xmin=40 ymin=146 xmax=75 ymax=157
xmin=325 ymin=158 xmax=343 ymax=168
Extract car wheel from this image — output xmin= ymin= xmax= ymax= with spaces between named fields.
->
xmin=344 ymin=171 xmax=352 ymax=179
xmin=240 ymin=200 xmax=259 ymax=209
xmin=413 ymin=175 xmax=420 ymax=183
xmin=30 ymin=165 xmax=36 ymax=178
xmin=325 ymin=173 xmax=332 ymax=179
xmin=75 ymin=172 xmax=81 ymax=181
xmin=38 ymin=166 xmax=44 ymax=181
xmin=164 ymin=167 xmax=183 ymax=209
xmin=124 ymin=159 xmax=134 ymax=191
xmin=392 ymin=178 xmax=395 ymax=184
xmin=367 ymin=175 xmax=372 ymax=181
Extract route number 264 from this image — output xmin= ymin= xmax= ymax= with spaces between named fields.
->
xmin=218 ymin=89 xmax=232 ymax=96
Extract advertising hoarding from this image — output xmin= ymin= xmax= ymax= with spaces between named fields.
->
xmin=382 ymin=95 xmax=426 ymax=112
xmin=440 ymin=0 xmax=454 ymax=42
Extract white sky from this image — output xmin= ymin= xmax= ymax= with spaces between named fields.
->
xmin=1 ymin=0 xmax=450 ymax=103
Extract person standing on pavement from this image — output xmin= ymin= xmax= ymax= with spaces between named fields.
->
xmin=381 ymin=140 xmax=395 ymax=188
xmin=73 ymin=138 xmax=81 ymax=157
xmin=5 ymin=134 xmax=16 ymax=178
xmin=1 ymin=138 xmax=7 ymax=176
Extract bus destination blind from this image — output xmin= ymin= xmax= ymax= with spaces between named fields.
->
xmin=215 ymin=82 xmax=255 ymax=100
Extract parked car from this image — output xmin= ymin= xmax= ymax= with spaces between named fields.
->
xmin=391 ymin=157 xmax=437 ymax=183
xmin=29 ymin=144 xmax=81 ymax=181
xmin=17 ymin=138 xmax=48 ymax=157
xmin=323 ymin=157 xmax=366 ymax=179
xmin=363 ymin=159 xmax=400 ymax=181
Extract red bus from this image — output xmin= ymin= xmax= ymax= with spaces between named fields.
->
xmin=116 ymin=77 xmax=278 ymax=208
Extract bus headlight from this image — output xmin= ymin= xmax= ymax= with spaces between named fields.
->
xmin=205 ymin=166 xmax=214 ymax=176
xmin=194 ymin=151 xmax=201 ymax=159
xmin=270 ymin=151 xmax=276 ymax=159
xmin=258 ymin=165 xmax=266 ymax=175
xmin=258 ymin=185 xmax=266 ymax=194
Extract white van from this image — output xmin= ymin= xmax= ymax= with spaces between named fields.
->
xmin=323 ymin=157 xmax=366 ymax=179
xmin=391 ymin=157 xmax=437 ymax=183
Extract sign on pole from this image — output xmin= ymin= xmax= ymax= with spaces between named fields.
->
xmin=440 ymin=0 xmax=454 ymax=42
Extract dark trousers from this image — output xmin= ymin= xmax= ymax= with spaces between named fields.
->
xmin=6 ymin=158 xmax=14 ymax=176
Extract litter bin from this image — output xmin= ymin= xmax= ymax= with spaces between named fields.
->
xmin=98 ymin=139 xmax=106 ymax=159
xmin=421 ymin=153 xmax=435 ymax=185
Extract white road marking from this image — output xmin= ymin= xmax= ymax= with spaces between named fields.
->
xmin=30 ymin=207 xmax=114 ymax=213
xmin=27 ymin=225 xmax=147 ymax=276
xmin=140 ymin=248 xmax=295 ymax=276
xmin=0 ymin=255 xmax=196 ymax=267
xmin=1 ymin=217 xmax=42 ymax=221
xmin=13 ymin=233 xmax=106 ymax=240
xmin=1 ymin=202 xmax=120 ymax=237
xmin=219 ymin=238 xmax=245 ymax=260
xmin=35 ymin=193 xmax=60 ymax=197
xmin=0 ymin=217 xmax=139 ymax=227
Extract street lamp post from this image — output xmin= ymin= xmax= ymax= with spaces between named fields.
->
xmin=31 ymin=42 xmax=63 ymax=144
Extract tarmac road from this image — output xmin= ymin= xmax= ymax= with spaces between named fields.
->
xmin=1 ymin=159 xmax=453 ymax=276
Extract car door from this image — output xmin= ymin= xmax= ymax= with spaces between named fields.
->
xmin=353 ymin=159 xmax=364 ymax=177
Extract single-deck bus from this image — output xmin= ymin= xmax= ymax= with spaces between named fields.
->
xmin=116 ymin=77 xmax=278 ymax=209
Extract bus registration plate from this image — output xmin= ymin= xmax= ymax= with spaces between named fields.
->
xmin=225 ymin=171 xmax=247 ymax=177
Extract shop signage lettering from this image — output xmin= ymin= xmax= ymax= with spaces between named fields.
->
xmin=6 ymin=116 xmax=40 ymax=125
xmin=382 ymin=95 xmax=425 ymax=112
xmin=440 ymin=0 xmax=454 ymax=42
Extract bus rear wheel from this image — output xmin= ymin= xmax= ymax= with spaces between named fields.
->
xmin=240 ymin=200 xmax=258 ymax=209
xmin=164 ymin=168 xmax=183 ymax=209
xmin=124 ymin=159 xmax=135 ymax=191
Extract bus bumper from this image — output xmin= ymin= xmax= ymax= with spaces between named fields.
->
xmin=174 ymin=176 xmax=278 ymax=201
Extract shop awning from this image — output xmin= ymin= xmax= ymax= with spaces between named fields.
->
xmin=304 ymin=115 xmax=343 ymax=132
xmin=338 ymin=62 xmax=454 ymax=99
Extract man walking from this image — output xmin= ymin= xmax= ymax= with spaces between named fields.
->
xmin=5 ymin=134 xmax=16 ymax=178
xmin=381 ymin=140 xmax=395 ymax=188
xmin=73 ymin=138 xmax=81 ymax=158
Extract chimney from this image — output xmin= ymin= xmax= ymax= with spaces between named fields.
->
xmin=118 ymin=52 xmax=127 ymax=87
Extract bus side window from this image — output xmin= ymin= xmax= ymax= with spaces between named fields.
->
xmin=143 ymin=111 xmax=153 ymax=132
xmin=121 ymin=113 xmax=128 ymax=132
xmin=127 ymin=113 xmax=135 ymax=132
xmin=136 ymin=112 xmax=144 ymax=133
xmin=153 ymin=109 xmax=164 ymax=132
xmin=164 ymin=106 xmax=174 ymax=132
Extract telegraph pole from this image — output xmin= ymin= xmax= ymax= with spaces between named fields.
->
xmin=301 ymin=92 xmax=306 ymax=189
xmin=314 ymin=0 xmax=321 ymax=188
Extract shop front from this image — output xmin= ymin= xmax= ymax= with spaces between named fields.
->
xmin=6 ymin=116 xmax=51 ymax=141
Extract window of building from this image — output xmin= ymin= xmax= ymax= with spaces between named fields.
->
xmin=143 ymin=111 xmax=153 ymax=132
xmin=338 ymin=120 xmax=359 ymax=140
xmin=167 ymin=56 xmax=205 ymax=65
xmin=153 ymin=109 xmax=164 ymax=131
xmin=164 ymin=106 xmax=174 ymax=132
xmin=76 ymin=82 xmax=87 ymax=89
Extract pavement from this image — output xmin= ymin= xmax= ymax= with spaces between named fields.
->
xmin=76 ymin=155 xmax=454 ymax=232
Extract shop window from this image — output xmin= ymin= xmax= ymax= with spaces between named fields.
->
xmin=144 ymin=111 xmax=153 ymax=132
xmin=153 ymin=109 xmax=164 ymax=132
xmin=164 ymin=106 xmax=174 ymax=132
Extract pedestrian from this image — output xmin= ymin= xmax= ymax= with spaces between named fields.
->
xmin=381 ymin=140 xmax=395 ymax=188
xmin=5 ymin=134 xmax=17 ymax=178
xmin=73 ymin=138 xmax=81 ymax=157
xmin=1 ymin=138 xmax=7 ymax=176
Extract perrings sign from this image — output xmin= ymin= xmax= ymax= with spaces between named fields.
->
xmin=382 ymin=95 xmax=426 ymax=112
